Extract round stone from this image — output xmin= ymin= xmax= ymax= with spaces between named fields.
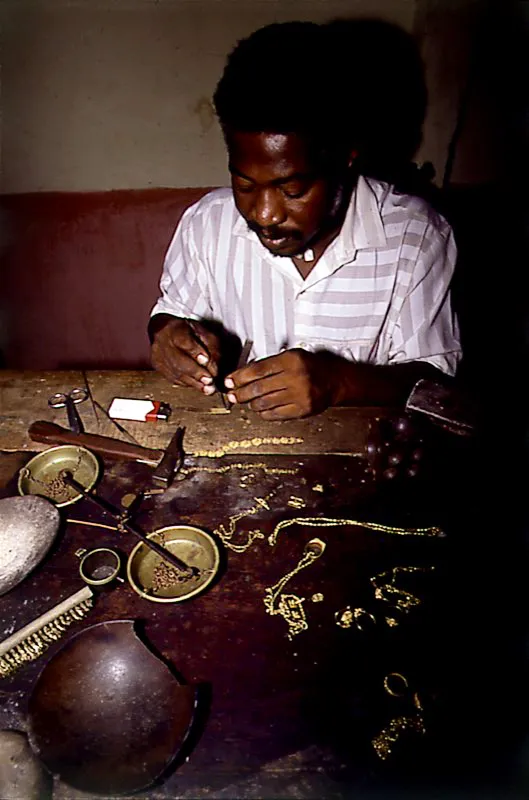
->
xmin=0 ymin=496 xmax=60 ymax=596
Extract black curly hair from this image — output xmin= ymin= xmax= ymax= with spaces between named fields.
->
xmin=213 ymin=22 xmax=358 ymax=164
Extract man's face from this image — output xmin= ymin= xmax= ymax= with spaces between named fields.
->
xmin=227 ymin=130 xmax=347 ymax=258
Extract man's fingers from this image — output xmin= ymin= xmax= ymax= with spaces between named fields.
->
xmin=153 ymin=346 xmax=216 ymax=393
xmin=228 ymin=374 xmax=286 ymax=406
xmin=184 ymin=322 xmax=220 ymax=377
xmin=259 ymin=403 xmax=302 ymax=421
xmin=226 ymin=354 xmax=283 ymax=389
xmin=247 ymin=388 xmax=290 ymax=413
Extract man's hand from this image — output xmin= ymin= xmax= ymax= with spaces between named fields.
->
xmin=223 ymin=349 xmax=338 ymax=420
xmin=150 ymin=316 xmax=221 ymax=394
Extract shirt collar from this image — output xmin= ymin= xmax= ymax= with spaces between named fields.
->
xmin=332 ymin=174 xmax=387 ymax=259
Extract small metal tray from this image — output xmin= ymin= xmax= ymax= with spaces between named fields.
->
xmin=18 ymin=445 xmax=100 ymax=508
xmin=127 ymin=525 xmax=220 ymax=603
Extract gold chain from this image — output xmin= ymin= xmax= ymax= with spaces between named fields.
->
xmin=264 ymin=539 xmax=326 ymax=640
xmin=268 ymin=518 xmax=444 ymax=547
xmin=191 ymin=436 xmax=303 ymax=459
xmin=180 ymin=462 xmax=298 ymax=476
xmin=372 ymin=713 xmax=426 ymax=760
xmin=370 ymin=565 xmax=435 ymax=618
xmin=213 ymin=492 xmax=276 ymax=552
xmin=22 ymin=449 xmax=83 ymax=503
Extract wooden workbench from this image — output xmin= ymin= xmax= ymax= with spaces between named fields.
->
xmin=0 ymin=370 xmax=380 ymax=457
xmin=0 ymin=371 xmax=514 ymax=798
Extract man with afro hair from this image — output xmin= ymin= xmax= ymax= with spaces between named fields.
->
xmin=150 ymin=22 xmax=460 ymax=420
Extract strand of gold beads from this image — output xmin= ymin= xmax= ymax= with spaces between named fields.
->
xmin=191 ymin=436 xmax=303 ymax=459
xmin=180 ymin=462 xmax=298 ymax=477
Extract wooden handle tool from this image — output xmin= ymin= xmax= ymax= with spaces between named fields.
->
xmin=28 ymin=420 xmax=163 ymax=465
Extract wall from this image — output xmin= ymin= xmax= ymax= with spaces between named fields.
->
xmin=0 ymin=0 xmax=506 ymax=192
xmin=0 ymin=0 xmax=417 ymax=193
xmin=413 ymin=0 xmax=508 ymax=186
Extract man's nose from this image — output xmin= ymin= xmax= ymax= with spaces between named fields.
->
xmin=252 ymin=188 xmax=286 ymax=228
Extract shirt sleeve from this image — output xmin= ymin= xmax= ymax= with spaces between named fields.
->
xmin=388 ymin=218 xmax=462 ymax=376
xmin=150 ymin=205 xmax=213 ymax=321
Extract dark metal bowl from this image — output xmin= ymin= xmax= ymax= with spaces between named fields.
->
xmin=27 ymin=620 xmax=197 ymax=795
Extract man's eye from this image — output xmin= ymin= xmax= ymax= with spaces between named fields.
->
xmin=282 ymin=185 xmax=307 ymax=199
xmin=235 ymin=181 xmax=254 ymax=193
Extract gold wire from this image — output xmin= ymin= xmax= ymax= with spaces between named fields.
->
xmin=67 ymin=519 xmax=118 ymax=531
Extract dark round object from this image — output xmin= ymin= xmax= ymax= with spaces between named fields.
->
xmin=387 ymin=450 xmax=404 ymax=466
xmin=411 ymin=448 xmax=424 ymax=462
xmin=406 ymin=465 xmax=420 ymax=478
xmin=382 ymin=467 xmax=399 ymax=480
xmin=366 ymin=440 xmax=378 ymax=459
xmin=392 ymin=416 xmax=414 ymax=437
xmin=28 ymin=621 xmax=197 ymax=795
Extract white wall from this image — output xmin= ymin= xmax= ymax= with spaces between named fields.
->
xmin=0 ymin=0 xmax=490 ymax=193
xmin=0 ymin=0 xmax=417 ymax=192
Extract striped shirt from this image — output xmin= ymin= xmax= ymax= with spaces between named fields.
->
xmin=151 ymin=175 xmax=461 ymax=375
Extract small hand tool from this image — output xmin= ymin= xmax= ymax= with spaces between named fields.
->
xmin=187 ymin=321 xmax=230 ymax=409
xmin=223 ymin=339 xmax=254 ymax=411
xmin=29 ymin=421 xmax=187 ymax=486
xmin=48 ymin=387 xmax=88 ymax=434
xmin=152 ymin=426 xmax=186 ymax=488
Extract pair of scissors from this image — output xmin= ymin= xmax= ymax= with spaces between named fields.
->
xmin=48 ymin=387 xmax=88 ymax=434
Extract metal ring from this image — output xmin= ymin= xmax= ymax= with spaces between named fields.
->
xmin=353 ymin=607 xmax=377 ymax=632
xmin=79 ymin=548 xmax=121 ymax=586
xmin=48 ymin=392 xmax=68 ymax=409
xmin=69 ymin=387 xmax=88 ymax=404
xmin=383 ymin=672 xmax=409 ymax=697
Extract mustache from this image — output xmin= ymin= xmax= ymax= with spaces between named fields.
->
xmin=247 ymin=222 xmax=302 ymax=240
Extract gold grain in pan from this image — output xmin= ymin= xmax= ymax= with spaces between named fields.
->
xmin=127 ymin=526 xmax=220 ymax=603
xmin=17 ymin=445 xmax=100 ymax=507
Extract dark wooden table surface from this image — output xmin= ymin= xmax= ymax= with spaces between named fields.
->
xmin=0 ymin=371 xmax=522 ymax=799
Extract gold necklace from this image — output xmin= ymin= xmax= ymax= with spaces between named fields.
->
xmin=371 ymin=565 xmax=435 ymax=617
xmin=268 ymin=518 xmax=444 ymax=547
xmin=264 ymin=539 xmax=326 ymax=640
xmin=213 ymin=492 xmax=276 ymax=552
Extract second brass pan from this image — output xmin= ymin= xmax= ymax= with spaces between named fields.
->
xmin=127 ymin=526 xmax=220 ymax=603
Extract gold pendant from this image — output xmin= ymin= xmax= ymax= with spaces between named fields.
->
xmin=264 ymin=538 xmax=326 ymax=640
